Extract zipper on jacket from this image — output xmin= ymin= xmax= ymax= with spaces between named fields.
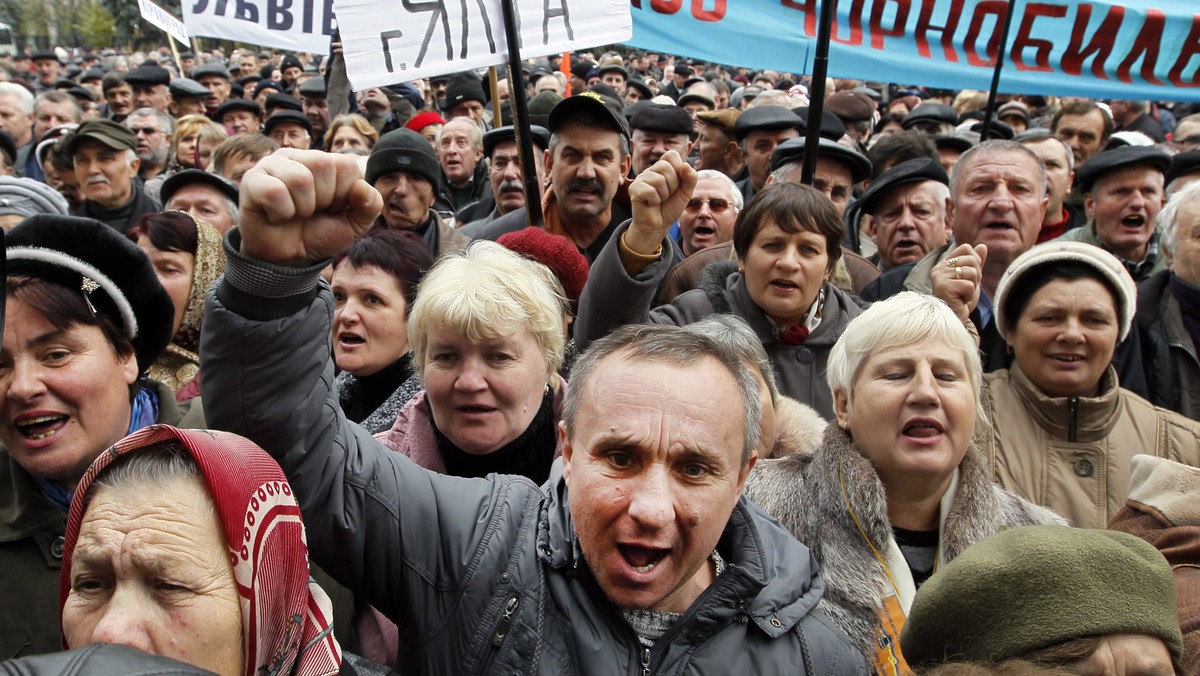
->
xmin=1068 ymin=397 xmax=1079 ymax=443
xmin=491 ymin=595 xmax=519 ymax=648
xmin=641 ymin=647 xmax=651 ymax=676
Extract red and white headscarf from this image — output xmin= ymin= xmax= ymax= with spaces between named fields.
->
xmin=60 ymin=425 xmax=342 ymax=676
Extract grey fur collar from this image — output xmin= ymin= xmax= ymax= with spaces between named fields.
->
xmin=744 ymin=424 xmax=1064 ymax=657
xmin=697 ymin=259 xmax=739 ymax=314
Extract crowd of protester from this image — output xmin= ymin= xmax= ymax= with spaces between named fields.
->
xmin=0 ymin=40 xmax=1199 ymax=675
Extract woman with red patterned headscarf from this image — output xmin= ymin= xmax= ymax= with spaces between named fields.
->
xmin=59 ymin=425 xmax=341 ymax=676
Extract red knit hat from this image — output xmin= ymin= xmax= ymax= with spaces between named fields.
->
xmin=404 ymin=111 xmax=445 ymax=133
xmin=497 ymin=227 xmax=589 ymax=308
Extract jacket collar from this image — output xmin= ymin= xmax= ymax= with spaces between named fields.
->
xmin=535 ymin=459 xmax=823 ymax=638
xmin=1007 ymin=363 xmax=1122 ymax=441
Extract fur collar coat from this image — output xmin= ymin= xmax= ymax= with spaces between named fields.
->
xmin=744 ymin=424 xmax=1065 ymax=658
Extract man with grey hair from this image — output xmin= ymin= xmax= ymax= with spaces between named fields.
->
xmin=855 ymin=157 xmax=951 ymax=271
xmin=1138 ymin=180 xmax=1200 ymax=420
xmin=677 ymin=169 xmax=741 ymax=258
xmin=125 ymin=107 xmax=174 ymax=181
xmin=68 ymin=118 xmax=161 ymax=233
xmin=198 ymin=148 xmax=867 ymax=674
xmin=434 ymin=116 xmax=487 ymax=216
xmin=862 ymin=139 xmax=1049 ymax=370
xmin=0 ymin=82 xmax=35 ymax=177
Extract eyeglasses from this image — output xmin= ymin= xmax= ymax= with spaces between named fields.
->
xmin=684 ymin=197 xmax=731 ymax=213
xmin=130 ymin=127 xmax=160 ymax=136
xmin=1174 ymin=134 xmax=1200 ymax=149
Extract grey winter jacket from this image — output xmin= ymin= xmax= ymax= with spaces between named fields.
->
xmin=200 ymin=232 xmax=869 ymax=676
xmin=575 ymin=221 xmax=864 ymax=419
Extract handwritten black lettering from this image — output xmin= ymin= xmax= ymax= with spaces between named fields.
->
xmin=268 ymin=0 xmax=293 ymax=29
xmin=458 ymin=0 xmax=497 ymax=57
xmin=235 ymin=0 xmax=259 ymax=22
xmin=543 ymin=0 xmax=573 ymax=43
xmin=401 ymin=0 xmax=452 ymax=66
xmin=192 ymin=0 xmax=209 ymax=13
xmin=381 ymin=29 xmax=406 ymax=71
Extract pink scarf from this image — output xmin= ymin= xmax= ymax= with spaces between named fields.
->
xmin=60 ymin=425 xmax=342 ymax=676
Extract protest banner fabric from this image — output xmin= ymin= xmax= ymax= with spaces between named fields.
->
xmin=627 ymin=0 xmax=1200 ymax=101
xmin=335 ymin=0 xmax=631 ymax=90
xmin=139 ymin=0 xmax=190 ymax=44
xmin=183 ymin=0 xmax=334 ymax=53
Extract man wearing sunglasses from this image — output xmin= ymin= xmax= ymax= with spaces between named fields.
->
xmin=677 ymin=170 xmax=742 ymax=258
xmin=1171 ymin=114 xmax=1200 ymax=157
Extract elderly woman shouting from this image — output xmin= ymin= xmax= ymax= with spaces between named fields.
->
xmin=0 ymin=216 xmax=204 ymax=658
xmin=981 ymin=241 xmax=1200 ymax=528
xmin=744 ymin=292 xmax=1062 ymax=673
xmin=59 ymin=425 xmax=342 ymax=676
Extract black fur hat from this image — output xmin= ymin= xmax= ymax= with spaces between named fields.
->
xmin=6 ymin=215 xmax=174 ymax=375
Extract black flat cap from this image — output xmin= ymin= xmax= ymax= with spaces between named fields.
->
xmin=66 ymin=119 xmax=137 ymax=154
xmin=902 ymin=102 xmax=958 ymax=129
xmin=630 ymin=103 xmax=693 ymax=136
xmin=932 ymin=133 xmax=975 ymax=154
xmin=169 ymin=77 xmax=209 ymax=99
xmin=217 ymin=98 xmax=263 ymax=119
xmin=6 ymin=215 xmax=174 ymax=374
xmin=161 ymin=168 xmax=240 ymax=206
xmin=180 ymin=51 xmax=195 ymax=59
xmin=482 ymin=125 xmax=551 ymax=157
xmin=65 ymin=86 xmax=95 ymax=103
xmin=549 ymin=91 xmax=629 ymax=138
xmin=967 ymin=119 xmax=1015 ymax=140
xmin=598 ymin=64 xmax=628 ymax=79
xmin=769 ymin=137 xmax=872 ymax=183
xmin=81 ymin=68 xmax=105 ymax=82
xmin=677 ymin=90 xmax=716 ymax=110
xmin=855 ymin=157 xmax=949 ymax=215
xmin=627 ymin=79 xmax=653 ymax=100
xmin=297 ymin=77 xmax=326 ymax=97
xmin=253 ymin=79 xmax=283 ymax=98
xmin=264 ymin=109 xmax=312 ymax=135
xmin=1074 ymin=145 xmax=1171 ymax=193
xmin=123 ymin=65 xmax=170 ymax=86
xmin=31 ymin=49 xmax=60 ymax=62
xmin=265 ymin=92 xmax=303 ymax=112
xmin=191 ymin=63 xmax=230 ymax=80
xmin=1167 ymin=150 xmax=1200 ymax=186
xmin=734 ymin=105 xmax=802 ymax=141
xmin=792 ymin=106 xmax=847 ymax=141
xmin=443 ymin=75 xmax=487 ymax=109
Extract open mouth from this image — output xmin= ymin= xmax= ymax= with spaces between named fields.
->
xmin=983 ymin=220 xmax=1013 ymax=231
xmin=337 ymin=332 xmax=365 ymax=347
xmin=770 ymin=279 xmax=799 ymax=290
xmin=903 ymin=419 xmax=944 ymax=438
xmin=457 ymin=404 xmax=497 ymax=414
xmin=1121 ymin=214 xmax=1146 ymax=228
xmin=619 ymin=544 xmax=669 ymax=573
xmin=15 ymin=414 xmax=68 ymax=440
xmin=1051 ymin=354 xmax=1085 ymax=363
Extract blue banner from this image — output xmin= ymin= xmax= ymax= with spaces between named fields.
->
xmin=626 ymin=0 xmax=1200 ymax=101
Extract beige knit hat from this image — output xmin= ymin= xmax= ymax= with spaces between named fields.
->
xmin=993 ymin=241 xmax=1137 ymax=342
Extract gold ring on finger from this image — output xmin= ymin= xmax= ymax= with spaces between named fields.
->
xmin=955 ymin=266 xmax=963 ymax=280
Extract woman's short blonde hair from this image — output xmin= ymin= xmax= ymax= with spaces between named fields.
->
xmin=408 ymin=241 xmax=568 ymax=381
xmin=827 ymin=292 xmax=986 ymax=430
xmin=174 ymin=114 xmax=228 ymax=160
xmin=323 ymin=114 xmax=379 ymax=152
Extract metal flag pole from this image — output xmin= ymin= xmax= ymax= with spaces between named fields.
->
xmin=980 ymin=1 xmax=1017 ymax=142
xmin=499 ymin=0 xmax=544 ymax=226
xmin=801 ymin=0 xmax=836 ymax=185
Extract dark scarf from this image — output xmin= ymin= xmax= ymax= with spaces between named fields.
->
xmin=337 ymin=357 xmax=414 ymax=430
xmin=76 ymin=186 xmax=160 ymax=235
xmin=431 ymin=388 xmax=557 ymax=484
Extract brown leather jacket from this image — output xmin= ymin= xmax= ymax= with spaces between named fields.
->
xmin=980 ymin=364 xmax=1200 ymax=528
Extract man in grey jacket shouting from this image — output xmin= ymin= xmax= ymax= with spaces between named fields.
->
xmin=200 ymin=148 xmax=866 ymax=675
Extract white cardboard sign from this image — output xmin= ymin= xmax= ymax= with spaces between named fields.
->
xmin=335 ymin=0 xmax=630 ymax=89
xmin=183 ymin=0 xmax=334 ymax=53
xmin=138 ymin=0 xmax=190 ymax=45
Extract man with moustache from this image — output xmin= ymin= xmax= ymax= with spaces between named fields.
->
xmin=475 ymin=93 xmax=633 ymax=263
xmin=124 ymin=108 xmax=173 ymax=181
xmin=458 ymin=125 xmax=550 ymax=235
xmin=69 ymin=119 xmax=160 ymax=234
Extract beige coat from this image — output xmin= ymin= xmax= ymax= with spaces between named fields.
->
xmin=980 ymin=364 xmax=1200 ymax=528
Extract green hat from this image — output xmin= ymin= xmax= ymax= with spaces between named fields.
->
xmin=65 ymin=119 xmax=137 ymax=155
xmin=900 ymin=525 xmax=1183 ymax=670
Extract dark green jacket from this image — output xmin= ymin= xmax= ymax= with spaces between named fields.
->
xmin=0 ymin=382 xmax=203 ymax=660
